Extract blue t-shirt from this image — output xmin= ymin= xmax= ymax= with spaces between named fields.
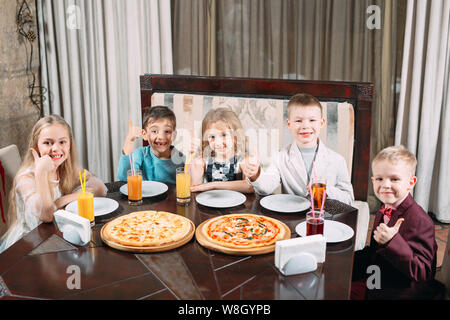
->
xmin=117 ymin=146 xmax=185 ymax=185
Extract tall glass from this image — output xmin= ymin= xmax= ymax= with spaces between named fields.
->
xmin=306 ymin=211 xmax=324 ymax=236
xmin=77 ymin=192 xmax=94 ymax=227
xmin=312 ymin=180 xmax=326 ymax=210
xmin=127 ymin=169 xmax=142 ymax=205
xmin=176 ymin=167 xmax=191 ymax=205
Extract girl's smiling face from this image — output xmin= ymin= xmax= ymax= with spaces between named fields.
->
xmin=205 ymin=121 xmax=235 ymax=161
xmin=37 ymin=124 xmax=71 ymax=168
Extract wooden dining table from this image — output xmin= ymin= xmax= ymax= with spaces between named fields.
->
xmin=0 ymin=181 xmax=358 ymax=301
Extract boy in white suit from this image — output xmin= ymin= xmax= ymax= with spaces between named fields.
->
xmin=244 ymin=93 xmax=354 ymax=205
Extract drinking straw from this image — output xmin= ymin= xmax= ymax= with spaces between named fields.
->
xmin=308 ymin=185 xmax=315 ymax=218
xmin=129 ymin=154 xmax=133 ymax=176
xmin=83 ymin=169 xmax=86 ymax=193
xmin=319 ymin=188 xmax=326 ymax=219
xmin=79 ymin=171 xmax=84 ymax=194
xmin=184 ymin=152 xmax=195 ymax=173
xmin=313 ymin=160 xmax=318 ymax=185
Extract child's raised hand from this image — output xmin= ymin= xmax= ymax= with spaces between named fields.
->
xmin=30 ymin=148 xmax=55 ymax=174
xmin=373 ymin=218 xmax=404 ymax=245
xmin=127 ymin=120 xmax=142 ymax=142
xmin=243 ymin=146 xmax=261 ymax=182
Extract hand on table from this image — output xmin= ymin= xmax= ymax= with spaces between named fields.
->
xmin=373 ymin=218 xmax=404 ymax=245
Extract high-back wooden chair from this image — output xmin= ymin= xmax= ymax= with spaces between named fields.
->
xmin=140 ymin=74 xmax=373 ymax=250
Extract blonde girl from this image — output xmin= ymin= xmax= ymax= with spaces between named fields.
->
xmin=190 ymin=108 xmax=253 ymax=193
xmin=0 ymin=115 xmax=106 ymax=253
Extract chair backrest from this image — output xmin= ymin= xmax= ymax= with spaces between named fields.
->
xmin=140 ymin=75 xmax=373 ymax=201
xmin=0 ymin=145 xmax=21 ymax=237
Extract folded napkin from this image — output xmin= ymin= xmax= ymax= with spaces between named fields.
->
xmin=54 ymin=210 xmax=92 ymax=246
xmin=275 ymin=235 xmax=326 ymax=276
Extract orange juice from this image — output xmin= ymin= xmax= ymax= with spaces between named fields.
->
xmin=312 ymin=183 xmax=326 ymax=210
xmin=127 ymin=175 xmax=142 ymax=200
xmin=77 ymin=192 xmax=94 ymax=226
xmin=176 ymin=167 xmax=190 ymax=205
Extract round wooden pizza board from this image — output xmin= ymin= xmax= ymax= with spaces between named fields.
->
xmin=100 ymin=219 xmax=195 ymax=253
xmin=195 ymin=217 xmax=291 ymax=256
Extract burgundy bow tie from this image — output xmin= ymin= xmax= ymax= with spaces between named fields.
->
xmin=379 ymin=206 xmax=393 ymax=219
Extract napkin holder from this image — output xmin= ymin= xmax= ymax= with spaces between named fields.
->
xmin=275 ymin=234 xmax=326 ymax=276
xmin=54 ymin=210 xmax=92 ymax=246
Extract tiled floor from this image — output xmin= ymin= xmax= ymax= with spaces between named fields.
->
xmin=366 ymin=213 xmax=449 ymax=269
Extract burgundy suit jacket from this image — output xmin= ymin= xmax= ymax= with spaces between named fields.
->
xmin=354 ymin=193 xmax=437 ymax=292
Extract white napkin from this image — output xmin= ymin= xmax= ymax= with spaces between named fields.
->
xmin=54 ymin=210 xmax=92 ymax=246
xmin=275 ymin=235 xmax=326 ymax=275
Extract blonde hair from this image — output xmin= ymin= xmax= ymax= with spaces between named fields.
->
xmin=372 ymin=145 xmax=417 ymax=175
xmin=201 ymin=108 xmax=245 ymax=158
xmin=287 ymin=93 xmax=323 ymax=118
xmin=5 ymin=115 xmax=84 ymax=229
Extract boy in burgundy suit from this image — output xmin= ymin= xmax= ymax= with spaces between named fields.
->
xmin=351 ymin=145 xmax=438 ymax=300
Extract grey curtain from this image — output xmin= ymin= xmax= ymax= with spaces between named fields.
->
xmin=395 ymin=0 xmax=450 ymax=222
xmin=37 ymin=0 xmax=173 ymax=183
xmin=172 ymin=0 xmax=405 ymax=210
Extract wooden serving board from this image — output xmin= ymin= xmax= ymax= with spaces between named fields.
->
xmin=195 ymin=217 xmax=291 ymax=256
xmin=101 ymin=219 xmax=195 ymax=253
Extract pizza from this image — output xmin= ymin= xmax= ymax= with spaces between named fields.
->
xmin=201 ymin=213 xmax=286 ymax=249
xmin=103 ymin=211 xmax=192 ymax=247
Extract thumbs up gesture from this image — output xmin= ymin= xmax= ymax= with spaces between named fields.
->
xmin=373 ymin=218 xmax=404 ymax=245
xmin=243 ymin=146 xmax=261 ymax=182
xmin=127 ymin=120 xmax=143 ymax=142
xmin=123 ymin=120 xmax=143 ymax=155
xmin=30 ymin=148 xmax=56 ymax=174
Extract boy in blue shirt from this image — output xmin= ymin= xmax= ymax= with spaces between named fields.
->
xmin=117 ymin=106 xmax=185 ymax=184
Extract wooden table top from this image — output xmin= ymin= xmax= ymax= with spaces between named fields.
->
xmin=0 ymin=182 xmax=357 ymax=300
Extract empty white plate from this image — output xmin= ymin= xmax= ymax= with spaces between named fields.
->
xmin=260 ymin=194 xmax=310 ymax=213
xmin=65 ymin=197 xmax=119 ymax=217
xmin=195 ymin=190 xmax=246 ymax=208
xmin=295 ymin=220 xmax=354 ymax=243
xmin=119 ymin=180 xmax=168 ymax=198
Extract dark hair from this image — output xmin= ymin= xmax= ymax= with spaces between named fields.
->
xmin=287 ymin=93 xmax=322 ymax=117
xmin=142 ymin=106 xmax=176 ymax=129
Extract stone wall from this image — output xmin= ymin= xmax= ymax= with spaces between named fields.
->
xmin=0 ymin=0 xmax=41 ymax=158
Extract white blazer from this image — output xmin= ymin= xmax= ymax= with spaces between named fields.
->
xmin=250 ymin=140 xmax=354 ymax=205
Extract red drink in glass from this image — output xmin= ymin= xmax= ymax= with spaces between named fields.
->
xmin=306 ymin=211 xmax=324 ymax=236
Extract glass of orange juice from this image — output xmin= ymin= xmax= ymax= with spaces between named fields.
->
xmin=127 ymin=169 xmax=142 ymax=205
xmin=176 ymin=167 xmax=191 ymax=205
xmin=77 ymin=192 xmax=94 ymax=227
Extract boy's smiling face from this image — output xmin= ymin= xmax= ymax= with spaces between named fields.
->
xmin=286 ymin=105 xmax=325 ymax=148
xmin=143 ymin=118 xmax=176 ymax=159
xmin=371 ymin=159 xmax=417 ymax=207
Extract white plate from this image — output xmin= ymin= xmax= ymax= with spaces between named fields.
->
xmin=260 ymin=194 xmax=310 ymax=213
xmin=295 ymin=220 xmax=354 ymax=243
xmin=195 ymin=190 xmax=246 ymax=208
xmin=65 ymin=197 xmax=119 ymax=217
xmin=119 ymin=181 xmax=168 ymax=198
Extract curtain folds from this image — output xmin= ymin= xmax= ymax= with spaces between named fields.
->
xmin=37 ymin=0 xmax=173 ymax=182
xmin=395 ymin=0 xmax=450 ymax=222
